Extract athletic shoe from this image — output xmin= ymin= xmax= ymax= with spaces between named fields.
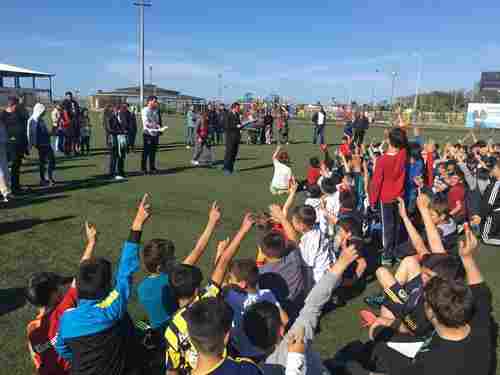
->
xmin=359 ymin=310 xmax=377 ymax=328
xmin=186 ymin=145 xmax=191 ymax=149
xmin=191 ymin=160 xmax=199 ymax=166
xmin=2 ymin=195 xmax=8 ymax=203
xmin=115 ymin=175 xmax=125 ymax=181
xmin=223 ymin=169 xmax=232 ymax=176
xmin=364 ymin=293 xmax=385 ymax=309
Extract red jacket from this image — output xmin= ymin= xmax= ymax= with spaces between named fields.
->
xmin=370 ymin=149 xmax=408 ymax=206
xmin=306 ymin=167 xmax=321 ymax=186
xmin=196 ymin=123 xmax=209 ymax=140
xmin=339 ymin=143 xmax=352 ymax=157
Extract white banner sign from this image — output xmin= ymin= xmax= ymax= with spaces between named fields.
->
xmin=466 ymin=103 xmax=500 ymax=129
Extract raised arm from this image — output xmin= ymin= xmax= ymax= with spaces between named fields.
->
xmin=272 ymin=145 xmax=282 ymax=160
xmin=183 ymin=202 xmax=221 ymax=266
xmin=81 ymin=221 xmax=98 ymax=263
xmin=459 ymin=226 xmax=483 ymax=285
xmin=283 ymin=178 xmax=298 ymax=218
xmin=416 ymin=194 xmax=446 ymax=254
xmin=397 ymin=198 xmax=429 ymax=257
xmin=211 ymin=213 xmax=255 ymax=286
xmin=270 ymin=204 xmax=298 ymax=243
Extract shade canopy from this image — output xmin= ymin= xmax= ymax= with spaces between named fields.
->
xmin=0 ymin=63 xmax=54 ymax=78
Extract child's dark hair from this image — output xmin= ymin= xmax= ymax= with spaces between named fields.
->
xmin=184 ymin=297 xmax=233 ymax=356
xmin=243 ymin=301 xmax=282 ymax=352
xmin=77 ymin=257 xmax=113 ymax=300
xmin=421 ymin=254 xmax=465 ymax=282
xmin=309 ymin=157 xmax=320 ymax=168
xmin=339 ymin=190 xmax=355 ymax=210
xmin=430 ymin=198 xmax=450 ymax=220
xmin=321 ymin=176 xmax=338 ymax=194
xmin=388 ymin=128 xmax=408 ymax=149
xmin=229 ymin=259 xmax=260 ymax=288
xmin=277 ymin=150 xmax=290 ymax=164
xmin=307 ymin=184 xmax=322 ymax=199
xmin=259 ymin=231 xmax=286 ymax=259
xmin=424 ymin=277 xmax=473 ymax=328
xmin=292 ymin=205 xmax=317 ymax=227
xmin=337 ymin=217 xmax=362 ymax=238
xmin=143 ymin=239 xmax=176 ymax=274
xmin=170 ymin=264 xmax=203 ymax=300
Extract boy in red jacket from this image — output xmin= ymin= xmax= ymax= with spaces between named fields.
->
xmin=370 ymin=128 xmax=408 ymax=265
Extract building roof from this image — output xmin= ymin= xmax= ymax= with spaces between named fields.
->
xmin=0 ymin=63 xmax=54 ymax=77
xmin=97 ymin=84 xmax=179 ymax=96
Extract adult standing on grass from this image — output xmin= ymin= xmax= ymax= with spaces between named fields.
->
xmin=62 ymin=91 xmax=80 ymax=155
xmin=124 ymin=103 xmax=138 ymax=152
xmin=0 ymin=106 xmax=11 ymax=202
xmin=223 ymin=102 xmax=242 ymax=175
xmin=141 ymin=96 xmax=164 ymax=174
xmin=216 ymin=103 xmax=226 ymax=145
xmin=27 ymin=103 xmax=57 ymax=187
xmin=0 ymin=96 xmax=29 ymax=194
xmin=312 ymin=105 xmax=326 ymax=145
xmin=106 ymin=105 xmax=128 ymax=180
xmin=353 ymin=111 xmax=369 ymax=146
xmin=185 ymin=106 xmax=195 ymax=149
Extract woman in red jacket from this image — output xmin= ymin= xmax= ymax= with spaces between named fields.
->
xmin=191 ymin=111 xmax=213 ymax=167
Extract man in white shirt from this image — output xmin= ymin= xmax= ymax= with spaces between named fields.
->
xmin=312 ymin=106 xmax=326 ymax=145
xmin=141 ymin=96 xmax=164 ymax=174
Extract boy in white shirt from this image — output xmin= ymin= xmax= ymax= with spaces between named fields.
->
xmin=224 ymin=259 xmax=289 ymax=358
xmin=319 ymin=176 xmax=341 ymax=235
xmin=291 ymin=205 xmax=335 ymax=284
xmin=270 ymin=145 xmax=292 ymax=195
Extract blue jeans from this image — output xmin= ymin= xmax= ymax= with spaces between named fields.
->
xmin=185 ymin=127 xmax=195 ymax=146
xmin=313 ymin=125 xmax=325 ymax=144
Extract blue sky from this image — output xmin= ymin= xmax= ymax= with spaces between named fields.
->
xmin=2 ymin=0 xmax=500 ymax=103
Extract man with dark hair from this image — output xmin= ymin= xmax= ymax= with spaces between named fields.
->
xmin=312 ymin=106 xmax=326 ymax=145
xmin=141 ymin=96 xmax=164 ymax=174
xmin=223 ymin=102 xmax=242 ymax=175
xmin=480 ymin=159 xmax=500 ymax=245
xmin=55 ymin=194 xmax=152 ymax=375
xmin=184 ymin=297 xmax=262 ymax=374
xmin=370 ymin=128 xmax=408 ymax=266
xmin=0 ymin=96 xmax=29 ymax=193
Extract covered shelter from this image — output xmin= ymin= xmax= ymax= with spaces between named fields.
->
xmin=0 ymin=63 xmax=55 ymax=106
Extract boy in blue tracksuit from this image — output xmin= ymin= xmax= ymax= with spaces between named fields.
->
xmin=55 ymin=194 xmax=152 ymax=375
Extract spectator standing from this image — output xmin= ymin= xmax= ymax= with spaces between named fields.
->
xmin=185 ymin=106 xmax=195 ymax=149
xmin=207 ymin=104 xmax=218 ymax=145
xmin=51 ymin=105 xmax=63 ymax=153
xmin=106 ymin=106 xmax=128 ymax=180
xmin=263 ymin=110 xmax=274 ymax=145
xmin=223 ymin=102 xmax=242 ymax=175
xmin=353 ymin=111 xmax=369 ymax=145
xmin=216 ymin=103 xmax=226 ymax=145
xmin=61 ymin=91 xmax=80 ymax=155
xmin=0 ymin=96 xmax=29 ymax=194
xmin=123 ymin=103 xmax=138 ymax=152
xmin=80 ymin=108 xmax=92 ymax=155
xmin=141 ymin=96 xmax=164 ymax=174
xmin=312 ymin=106 xmax=326 ymax=145
xmin=0 ymin=108 xmax=10 ymax=201
xmin=27 ymin=103 xmax=57 ymax=186
xmin=102 ymin=105 xmax=113 ymax=148
xmin=191 ymin=111 xmax=213 ymax=167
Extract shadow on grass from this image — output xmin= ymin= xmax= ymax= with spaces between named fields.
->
xmin=21 ymin=164 xmax=96 ymax=174
xmin=26 ymin=176 xmax=122 ymax=196
xmin=0 ymin=215 xmax=76 ymax=236
xmin=239 ymin=163 xmax=274 ymax=172
xmin=2 ymin=194 xmax=69 ymax=210
xmin=0 ymin=288 xmax=27 ymax=317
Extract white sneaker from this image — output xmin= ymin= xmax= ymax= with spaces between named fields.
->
xmin=2 ymin=195 xmax=8 ymax=203
xmin=191 ymin=160 xmax=199 ymax=166
xmin=114 ymin=175 xmax=126 ymax=181
xmin=186 ymin=146 xmax=191 ymax=149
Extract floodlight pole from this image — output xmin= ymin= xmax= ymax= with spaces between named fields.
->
xmin=413 ymin=53 xmax=422 ymax=112
xmin=134 ymin=1 xmax=151 ymax=107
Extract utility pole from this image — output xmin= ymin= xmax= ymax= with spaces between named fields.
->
xmin=218 ymin=73 xmax=223 ymax=103
xmin=390 ymin=71 xmax=398 ymax=110
xmin=134 ymin=1 xmax=152 ymax=107
xmin=413 ymin=53 xmax=422 ymax=112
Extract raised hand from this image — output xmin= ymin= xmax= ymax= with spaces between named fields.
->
xmin=241 ymin=212 xmax=256 ymax=232
xmin=459 ymin=224 xmax=479 ymax=258
xmin=85 ymin=221 xmax=97 ymax=244
xmin=132 ymin=193 xmax=152 ymax=230
xmin=287 ymin=326 xmax=306 ymax=354
xmin=215 ymin=237 xmax=230 ymax=265
xmin=289 ymin=177 xmax=298 ymax=194
xmin=396 ymin=197 xmax=407 ymax=219
xmin=208 ymin=201 xmax=222 ymax=225
xmin=416 ymin=193 xmax=431 ymax=212
xmin=270 ymin=204 xmax=286 ymax=223
xmin=337 ymin=244 xmax=359 ymax=268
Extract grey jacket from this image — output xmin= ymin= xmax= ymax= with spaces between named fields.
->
xmin=261 ymin=271 xmax=340 ymax=375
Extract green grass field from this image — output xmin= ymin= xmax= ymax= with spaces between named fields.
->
xmin=1 ymin=117 xmax=498 ymax=374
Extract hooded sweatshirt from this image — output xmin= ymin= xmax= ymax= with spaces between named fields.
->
xmin=28 ymin=103 xmax=51 ymax=148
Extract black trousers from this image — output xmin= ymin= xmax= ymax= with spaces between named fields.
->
xmin=38 ymin=145 xmax=55 ymax=181
xmin=142 ymin=134 xmax=159 ymax=172
xmin=354 ymin=129 xmax=366 ymax=145
xmin=380 ymin=202 xmax=402 ymax=259
xmin=7 ymin=142 xmax=25 ymax=191
xmin=128 ymin=130 xmax=137 ymax=150
xmin=223 ymin=132 xmax=240 ymax=173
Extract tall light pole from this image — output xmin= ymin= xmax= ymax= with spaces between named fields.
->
xmin=217 ymin=73 xmax=223 ymax=103
xmin=134 ymin=1 xmax=152 ymax=107
xmin=390 ymin=71 xmax=398 ymax=110
xmin=413 ymin=52 xmax=422 ymax=112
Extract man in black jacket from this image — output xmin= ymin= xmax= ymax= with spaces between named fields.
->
xmin=0 ymin=97 xmax=29 ymax=193
xmin=62 ymin=91 xmax=80 ymax=155
xmin=223 ymin=102 xmax=242 ymax=175
xmin=353 ymin=111 xmax=369 ymax=146
xmin=106 ymin=106 xmax=128 ymax=180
